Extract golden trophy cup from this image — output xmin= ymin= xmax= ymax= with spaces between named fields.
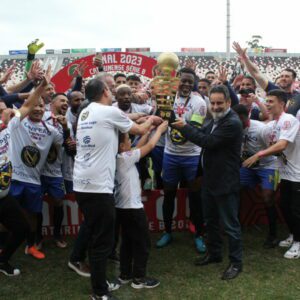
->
xmin=152 ymin=52 xmax=180 ymax=122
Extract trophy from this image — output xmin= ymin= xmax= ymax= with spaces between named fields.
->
xmin=152 ymin=52 xmax=180 ymax=123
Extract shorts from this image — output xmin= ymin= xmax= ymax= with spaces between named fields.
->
xmin=64 ymin=180 xmax=73 ymax=194
xmin=162 ymin=153 xmax=199 ymax=186
xmin=151 ymin=146 xmax=164 ymax=173
xmin=240 ymin=167 xmax=277 ymax=191
xmin=41 ymin=175 xmax=65 ymax=199
xmin=9 ymin=180 xmax=43 ymax=213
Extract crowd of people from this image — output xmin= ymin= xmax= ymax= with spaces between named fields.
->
xmin=0 ymin=40 xmax=300 ymax=300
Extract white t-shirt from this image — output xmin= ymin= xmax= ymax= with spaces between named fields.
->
xmin=41 ymin=111 xmax=64 ymax=178
xmin=0 ymin=128 xmax=12 ymax=199
xmin=165 ymin=93 xmax=207 ymax=156
xmin=264 ymin=112 xmax=300 ymax=182
xmin=242 ymin=120 xmax=276 ymax=169
xmin=8 ymin=116 xmax=62 ymax=185
xmin=115 ymin=149 xmax=143 ymax=209
xmin=73 ymin=102 xmax=133 ymax=193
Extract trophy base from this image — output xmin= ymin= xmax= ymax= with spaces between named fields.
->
xmin=156 ymin=109 xmax=176 ymax=123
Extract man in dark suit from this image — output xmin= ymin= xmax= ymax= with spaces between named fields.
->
xmin=172 ymin=85 xmax=243 ymax=280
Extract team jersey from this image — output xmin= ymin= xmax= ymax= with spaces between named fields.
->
xmin=0 ymin=128 xmax=12 ymax=199
xmin=41 ymin=111 xmax=64 ymax=178
xmin=242 ymin=120 xmax=277 ymax=169
xmin=115 ymin=149 xmax=143 ymax=209
xmin=73 ymin=102 xmax=133 ymax=193
xmin=263 ymin=112 xmax=300 ymax=182
xmin=8 ymin=116 xmax=62 ymax=185
xmin=165 ymin=93 xmax=207 ymax=156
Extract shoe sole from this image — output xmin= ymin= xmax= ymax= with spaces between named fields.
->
xmin=283 ymin=254 xmax=300 ymax=259
xmin=0 ymin=269 xmax=20 ymax=277
xmin=131 ymin=282 xmax=160 ymax=289
xmin=68 ymin=262 xmax=91 ymax=278
xmin=279 ymin=244 xmax=293 ymax=248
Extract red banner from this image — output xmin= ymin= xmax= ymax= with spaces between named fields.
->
xmin=42 ymin=189 xmax=283 ymax=237
xmin=51 ymin=52 xmax=157 ymax=93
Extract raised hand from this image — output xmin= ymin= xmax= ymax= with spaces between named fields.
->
xmin=0 ymin=61 xmax=16 ymax=84
xmin=185 ymin=58 xmax=197 ymax=71
xmin=218 ymin=66 xmax=228 ymax=83
xmin=26 ymin=60 xmax=43 ymax=81
xmin=232 ymin=42 xmax=248 ymax=61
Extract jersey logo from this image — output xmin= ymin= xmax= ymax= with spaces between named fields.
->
xmin=0 ymin=162 xmax=12 ymax=190
xmin=46 ymin=144 xmax=58 ymax=164
xmin=282 ymin=121 xmax=291 ymax=130
xmin=21 ymin=145 xmax=41 ymax=168
xmin=83 ymin=136 xmax=91 ymax=144
xmin=81 ymin=111 xmax=89 ymax=121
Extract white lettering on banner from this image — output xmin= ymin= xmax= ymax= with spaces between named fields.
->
xmin=102 ymin=54 xmax=117 ymax=64
xmin=148 ymin=221 xmax=154 ymax=231
xmin=120 ymin=54 xmax=142 ymax=66
xmin=89 ymin=67 xmax=100 ymax=76
xmin=125 ymin=66 xmax=141 ymax=73
xmin=42 ymin=225 xmax=80 ymax=237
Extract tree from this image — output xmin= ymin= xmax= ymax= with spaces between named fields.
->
xmin=246 ymin=35 xmax=266 ymax=49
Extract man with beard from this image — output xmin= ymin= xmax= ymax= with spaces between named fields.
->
xmin=156 ymin=68 xmax=207 ymax=253
xmin=233 ymin=42 xmax=300 ymax=116
xmin=172 ymin=85 xmax=243 ymax=280
xmin=38 ymin=93 xmax=70 ymax=249
xmin=41 ymin=82 xmax=55 ymax=111
xmin=66 ymin=91 xmax=85 ymax=131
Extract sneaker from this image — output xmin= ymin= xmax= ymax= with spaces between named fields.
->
xmin=279 ymin=234 xmax=293 ymax=248
xmin=90 ymin=293 xmax=118 ymax=300
xmin=0 ymin=262 xmax=21 ymax=276
xmin=195 ymin=236 xmax=206 ymax=253
xmin=156 ymin=233 xmax=172 ymax=248
xmin=25 ymin=246 xmax=45 ymax=259
xmin=118 ymin=275 xmax=132 ymax=284
xmin=284 ymin=242 xmax=300 ymax=259
xmin=131 ymin=277 xmax=160 ymax=289
xmin=143 ymin=178 xmax=152 ymax=190
xmin=263 ymin=236 xmax=279 ymax=249
xmin=68 ymin=261 xmax=90 ymax=277
xmin=55 ymin=239 xmax=68 ymax=249
xmin=107 ymin=279 xmax=121 ymax=291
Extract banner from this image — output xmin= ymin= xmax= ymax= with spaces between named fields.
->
xmin=51 ymin=52 xmax=157 ymax=92
xmin=46 ymin=49 xmax=54 ymax=54
xmin=125 ymin=47 xmax=150 ymax=52
xmin=101 ymin=48 xmax=122 ymax=52
xmin=181 ymin=48 xmax=205 ymax=52
xmin=62 ymin=49 xmax=71 ymax=54
xmin=71 ymin=48 xmax=95 ymax=54
xmin=8 ymin=50 xmax=28 ymax=55
xmin=42 ymin=189 xmax=283 ymax=237
xmin=265 ymin=48 xmax=287 ymax=53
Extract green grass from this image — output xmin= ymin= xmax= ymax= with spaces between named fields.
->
xmin=1 ymin=226 xmax=300 ymax=300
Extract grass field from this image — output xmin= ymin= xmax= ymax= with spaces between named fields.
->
xmin=1 ymin=225 xmax=300 ymax=300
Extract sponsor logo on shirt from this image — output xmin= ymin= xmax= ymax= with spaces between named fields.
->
xmin=21 ymin=145 xmax=41 ymax=168
xmin=81 ymin=111 xmax=89 ymax=121
xmin=282 ymin=121 xmax=291 ymax=130
xmin=83 ymin=136 xmax=91 ymax=144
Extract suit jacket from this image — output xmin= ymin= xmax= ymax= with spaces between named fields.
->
xmin=180 ymin=109 xmax=243 ymax=196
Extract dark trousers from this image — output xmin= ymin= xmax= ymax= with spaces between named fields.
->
xmin=0 ymin=194 xmax=30 ymax=263
xmin=76 ymin=192 xmax=115 ymax=297
xmin=202 ymin=189 xmax=242 ymax=265
xmin=117 ymin=208 xmax=151 ymax=279
xmin=70 ymin=219 xmax=89 ymax=262
xmin=189 ymin=190 xmax=204 ymax=236
xmin=280 ymin=180 xmax=300 ymax=241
